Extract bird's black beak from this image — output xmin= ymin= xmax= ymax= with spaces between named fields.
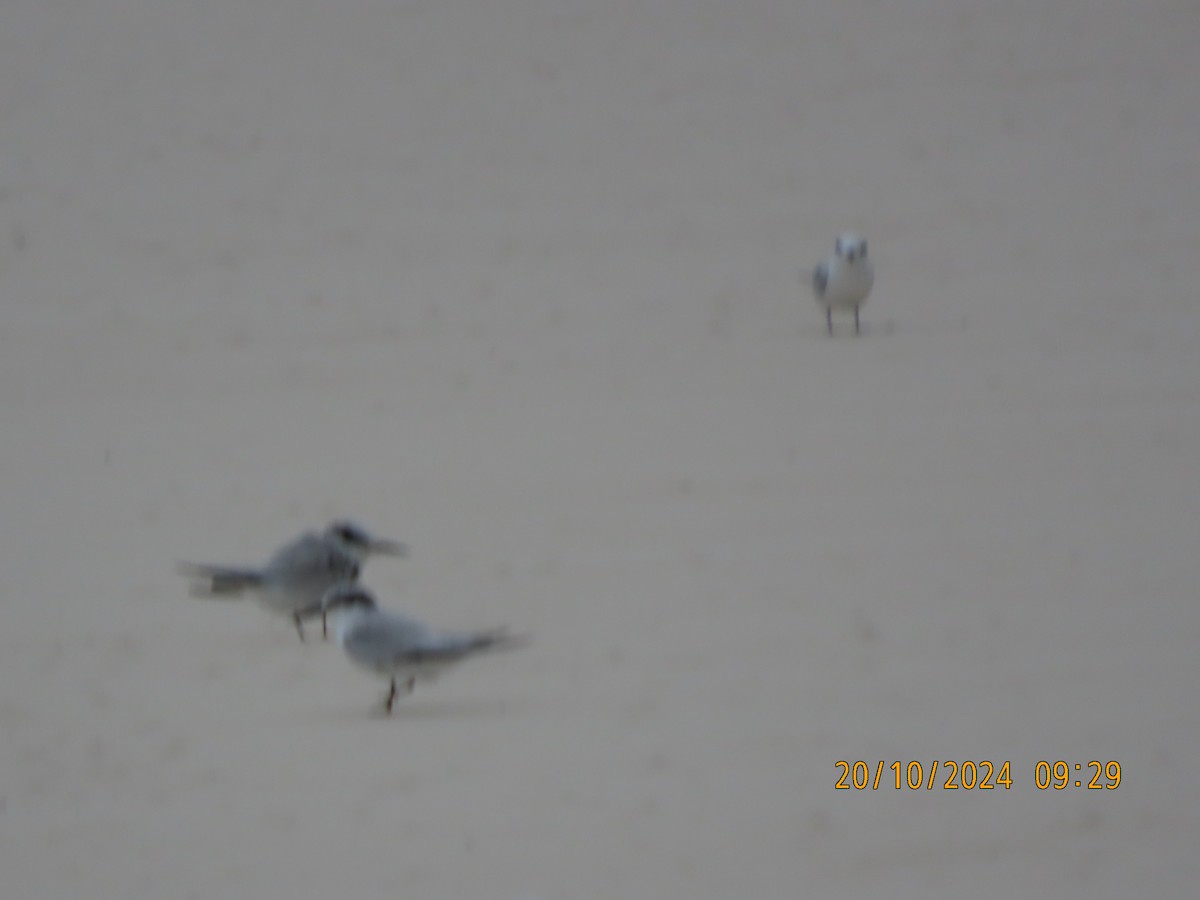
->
xmin=368 ymin=538 xmax=408 ymax=557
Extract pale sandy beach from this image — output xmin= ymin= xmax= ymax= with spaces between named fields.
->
xmin=1 ymin=1 xmax=1198 ymax=897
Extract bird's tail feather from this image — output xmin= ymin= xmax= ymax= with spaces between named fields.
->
xmin=176 ymin=562 xmax=265 ymax=597
xmin=465 ymin=628 xmax=529 ymax=655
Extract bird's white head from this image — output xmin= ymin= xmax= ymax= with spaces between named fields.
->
xmin=834 ymin=232 xmax=869 ymax=264
xmin=324 ymin=520 xmax=408 ymax=561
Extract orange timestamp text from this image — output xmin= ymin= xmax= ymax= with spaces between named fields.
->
xmin=834 ymin=760 xmax=1122 ymax=791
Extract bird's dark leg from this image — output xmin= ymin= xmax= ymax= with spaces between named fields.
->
xmin=827 ymin=307 xmax=833 ymax=335
xmin=854 ymin=306 xmax=860 ymax=334
xmin=292 ymin=612 xmax=306 ymax=642
xmin=322 ymin=612 xmax=328 ymax=639
xmin=384 ymin=678 xmax=398 ymax=713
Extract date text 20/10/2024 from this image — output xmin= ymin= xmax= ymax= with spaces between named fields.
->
xmin=834 ymin=760 xmax=1122 ymax=791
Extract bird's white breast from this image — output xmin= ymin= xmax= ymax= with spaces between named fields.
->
xmin=820 ymin=258 xmax=874 ymax=309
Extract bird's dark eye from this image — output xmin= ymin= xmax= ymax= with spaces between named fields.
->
xmin=332 ymin=524 xmax=365 ymax=545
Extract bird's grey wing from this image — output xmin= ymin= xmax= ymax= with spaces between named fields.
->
xmin=264 ymin=533 xmax=359 ymax=585
xmin=812 ymin=261 xmax=829 ymax=298
xmin=405 ymin=627 xmax=526 ymax=663
xmin=343 ymin=612 xmax=434 ymax=667
xmin=345 ymin=612 xmax=525 ymax=668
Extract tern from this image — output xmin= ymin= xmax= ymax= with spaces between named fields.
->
xmin=321 ymin=583 xmax=525 ymax=713
xmin=178 ymin=520 xmax=407 ymax=641
xmin=812 ymin=231 xmax=874 ymax=335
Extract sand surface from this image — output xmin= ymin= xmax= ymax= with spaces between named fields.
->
xmin=2 ymin=1 xmax=1198 ymax=897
